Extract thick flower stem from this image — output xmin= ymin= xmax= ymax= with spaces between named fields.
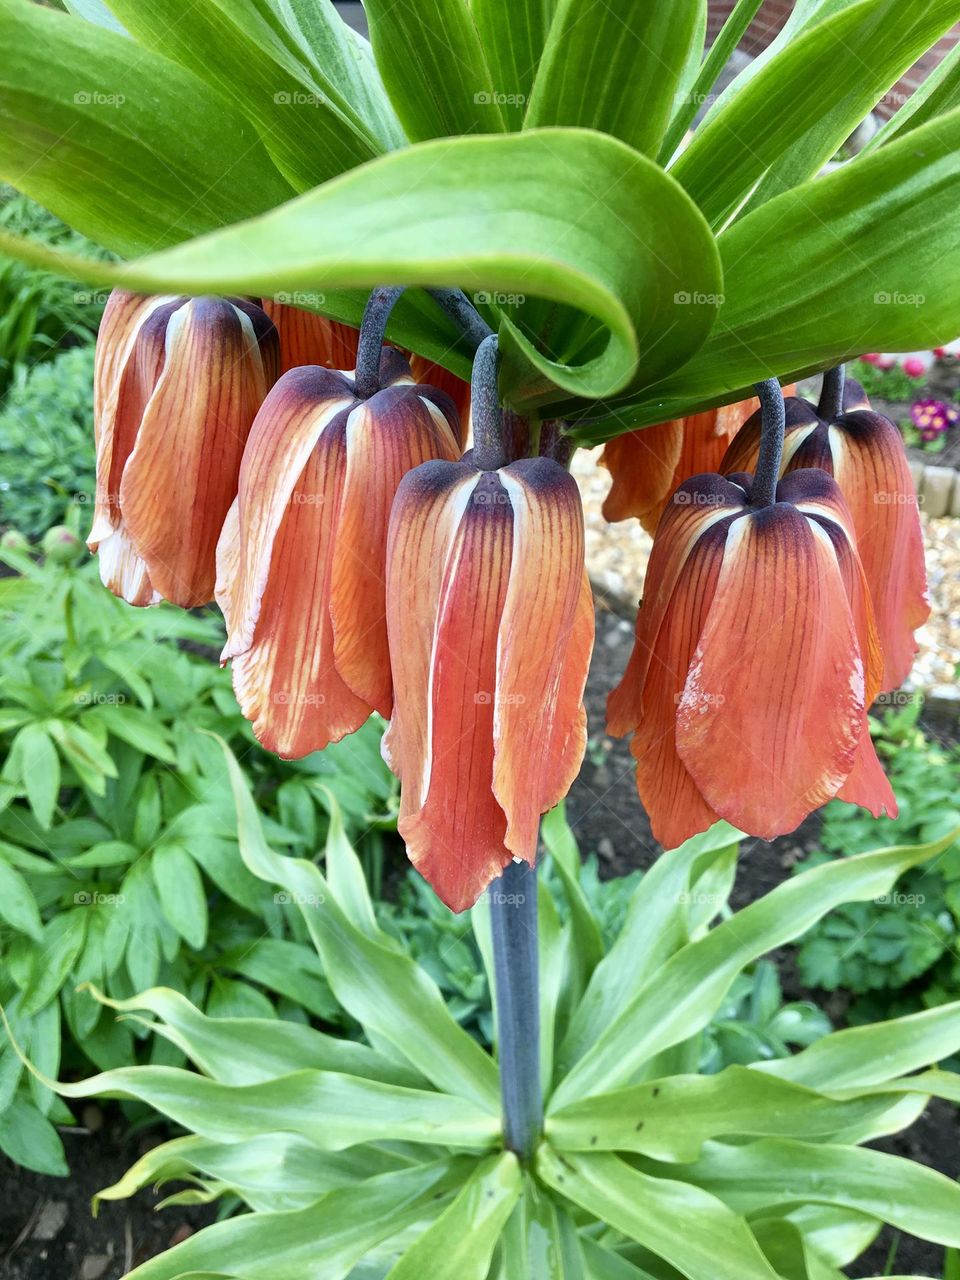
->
xmin=489 ymin=857 xmax=542 ymax=1161
xmin=354 ymin=286 xmax=404 ymax=398
xmin=472 ymin=333 xmax=506 ymax=471
xmin=750 ymin=378 xmax=787 ymax=508
xmin=427 ymin=287 xmax=494 ymax=351
xmin=818 ymin=364 xmax=847 ymax=421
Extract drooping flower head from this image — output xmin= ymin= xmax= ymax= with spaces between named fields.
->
xmin=608 ymin=465 xmax=896 ymax=850
xmin=384 ymin=455 xmax=593 ymax=912
xmin=90 ymin=289 xmax=279 ymax=608
xmin=216 ymin=348 xmax=461 ymax=758
xmin=720 ymin=377 xmax=928 ymax=689
xmin=597 ymin=391 xmax=795 ymax=534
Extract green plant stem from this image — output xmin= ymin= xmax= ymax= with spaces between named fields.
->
xmin=489 ymin=857 xmax=542 ymax=1162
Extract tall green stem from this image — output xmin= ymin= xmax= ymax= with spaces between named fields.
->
xmin=490 ymin=857 xmax=541 ymax=1161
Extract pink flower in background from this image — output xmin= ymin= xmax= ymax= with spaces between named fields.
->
xmin=911 ymin=398 xmax=959 ymax=443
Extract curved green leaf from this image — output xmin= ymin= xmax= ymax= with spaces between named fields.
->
xmin=557 ymin=824 xmax=739 ymax=1076
xmin=499 ymin=1181 xmax=585 ymax=1280
xmin=87 ymin=985 xmax=422 ymax=1087
xmin=363 ymin=0 xmax=506 ymax=140
xmin=218 ymin=740 xmax=500 ymax=1109
xmin=547 ymin=1066 xmax=904 ymax=1161
xmin=472 ymin=0 xmax=556 ymax=131
xmin=2 ymin=129 xmax=720 ymax=407
xmin=51 ymin=1062 xmax=499 ymax=1151
xmin=386 ymin=1152 xmax=521 ymax=1280
xmin=658 ymin=0 xmax=764 ymax=164
xmin=96 ymin=1131 xmax=411 ymax=1213
xmin=671 ymin=0 xmax=960 ymax=227
xmin=0 ymin=0 xmax=295 ymax=256
xmin=758 ymin=1001 xmax=960 ymax=1089
xmin=525 ymin=0 xmax=703 ymax=156
xmin=669 ymin=1138 xmax=960 ymax=1246
xmin=100 ymin=0 xmax=382 ymax=191
xmin=574 ymin=108 xmax=960 ymax=436
xmin=551 ymin=831 xmax=958 ymax=1107
xmin=866 ymin=39 xmax=960 ymax=150
xmin=120 ymin=1159 xmax=468 ymax=1280
xmin=537 ymin=1146 xmax=780 ymax=1280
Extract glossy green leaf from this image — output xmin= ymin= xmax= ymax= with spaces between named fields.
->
xmin=541 ymin=804 xmax=604 ymax=979
xmin=499 ymin=1180 xmax=585 ymax=1280
xmin=90 ymin=986 xmax=423 ymax=1088
xmin=119 ymin=1160 xmax=468 ymax=1280
xmin=5 ymin=723 xmax=59 ymax=827
xmin=0 ymin=0 xmax=295 ymax=257
xmin=21 ymin=910 xmax=87 ymax=1014
xmin=575 ymin=108 xmax=960 ymax=435
xmin=322 ymin=787 xmax=381 ymax=940
xmin=61 ymin=0 xmax=127 ymax=32
xmin=52 ymin=1060 xmax=499 ymax=1151
xmin=537 ymin=1146 xmax=780 ymax=1280
xmin=658 ymin=0 xmax=764 ymax=163
xmin=471 ymin=0 xmax=556 ymax=130
xmin=0 ymin=1092 xmax=68 ymax=1176
xmin=100 ymin=0 xmax=382 ymax=192
xmin=92 ymin=704 xmax=175 ymax=763
xmin=151 ymin=844 xmax=208 ymax=950
xmin=547 ymin=1065 xmax=904 ymax=1160
xmin=670 ymin=1138 xmax=960 ymax=1246
xmin=219 ymin=937 xmax=338 ymax=1022
xmin=97 ymin=1131 xmax=406 ymax=1214
xmin=558 ymin=824 xmax=739 ymax=1075
xmin=759 ymin=1001 xmax=960 ymax=1089
xmin=386 ymin=1152 xmax=520 ymax=1280
xmin=751 ymin=1218 xmax=845 ymax=1280
xmin=233 ymin=0 xmax=405 ymax=151
xmin=363 ymin=0 xmax=505 ymax=141
xmin=219 ymin=740 xmax=500 ymax=1109
xmin=581 ymin=1238 xmax=660 ymax=1280
xmin=525 ymin=0 xmax=703 ymax=156
xmin=672 ymin=0 xmax=960 ymax=227
xmin=552 ymin=831 xmax=958 ymax=1106
xmin=0 ymin=129 xmax=721 ymax=408
xmin=867 ymin=39 xmax=960 ymax=150
xmin=0 ymin=858 xmax=43 ymax=940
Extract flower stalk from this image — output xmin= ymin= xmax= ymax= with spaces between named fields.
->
xmin=817 ymin=363 xmax=847 ymax=421
xmin=354 ymin=285 xmax=404 ymax=398
xmin=471 ymin=333 xmax=505 ymax=470
xmin=749 ymin=378 xmax=787 ymax=507
xmin=489 ymin=856 xmax=542 ymax=1161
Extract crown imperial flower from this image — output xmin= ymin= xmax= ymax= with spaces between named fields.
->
xmin=89 ymin=289 xmax=279 ymax=607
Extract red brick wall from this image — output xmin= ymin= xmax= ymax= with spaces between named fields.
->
xmin=707 ymin=1 xmax=959 ymax=118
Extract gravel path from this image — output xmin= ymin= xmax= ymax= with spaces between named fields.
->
xmin=572 ymin=446 xmax=960 ymax=694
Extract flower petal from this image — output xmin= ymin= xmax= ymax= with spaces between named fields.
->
xmin=629 ymin=521 xmax=730 ymax=849
xmin=120 ymin=298 xmax=276 ymax=606
xmin=397 ymin=471 xmax=515 ymax=912
xmin=493 ymin=458 xmax=592 ymax=861
xmin=261 ymin=298 xmax=360 ymax=373
xmin=330 ymin=387 xmax=460 ymax=715
xmin=217 ymin=366 xmax=357 ymax=660
xmin=95 ymin=524 xmax=158 ymax=608
xmin=89 ymin=294 xmax=174 ymax=550
xmin=409 ymin=354 xmax=471 ymax=441
xmin=823 ymin=411 xmax=929 ymax=690
xmin=382 ymin=459 xmax=478 ymax=807
xmin=230 ymin=414 xmax=371 ymax=757
xmin=600 ymin=419 xmax=683 ymax=530
xmin=676 ymin=505 xmax=864 ymax=839
xmin=607 ymin=474 xmax=748 ymax=736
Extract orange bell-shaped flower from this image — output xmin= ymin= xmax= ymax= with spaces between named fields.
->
xmin=89 ymin=289 xmax=279 ymax=608
xmin=383 ymin=456 xmax=594 ymax=912
xmin=260 ymin=297 xmax=360 ymax=374
xmin=608 ymin=466 xmax=896 ymax=849
xmin=600 ymin=397 xmax=762 ymax=535
xmin=409 ymin=353 xmax=471 ymax=436
xmin=721 ymin=376 xmax=927 ymax=689
xmin=216 ymin=349 xmax=461 ymax=758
